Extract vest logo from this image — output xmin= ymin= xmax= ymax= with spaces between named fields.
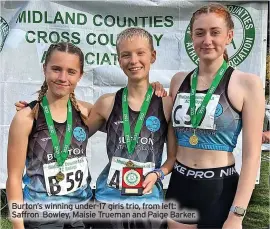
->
xmin=146 ymin=116 xmax=160 ymax=132
xmin=184 ymin=5 xmax=255 ymax=67
xmin=215 ymin=103 xmax=223 ymax=117
xmin=73 ymin=127 xmax=86 ymax=142
xmin=0 ymin=17 xmax=9 ymax=52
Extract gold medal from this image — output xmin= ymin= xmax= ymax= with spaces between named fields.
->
xmin=189 ymin=129 xmax=199 ymax=145
xmin=56 ymin=171 xmax=65 ymax=182
xmin=189 ymin=134 xmax=198 ymax=145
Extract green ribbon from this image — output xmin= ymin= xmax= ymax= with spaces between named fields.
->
xmin=122 ymin=85 xmax=153 ymax=155
xmin=42 ymin=96 xmax=73 ymax=166
xmin=190 ymin=60 xmax=228 ymax=128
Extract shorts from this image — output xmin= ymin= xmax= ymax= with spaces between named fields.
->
xmin=165 ymin=160 xmax=239 ymax=228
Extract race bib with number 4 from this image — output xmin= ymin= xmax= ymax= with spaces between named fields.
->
xmin=107 ymin=157 xmax=154 ymax=190
xmin=43 ymin=157 xmax=88 ymax=196
xmin=173 ymin=93 xmax=220 ymax=130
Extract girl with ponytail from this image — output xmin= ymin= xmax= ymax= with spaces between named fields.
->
xmin=166 ymin=3 xmax=264 ymax=229
xmin=6 ymin=42 xmax=93 ymax=229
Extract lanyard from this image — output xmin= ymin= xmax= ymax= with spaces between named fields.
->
xmin=42 ymin=96 xmax=73 ymax=166
xmin=190 ymin=60 xmax=228 ymax=129
xmin=122 ymin=86 xmax=153 ymax=155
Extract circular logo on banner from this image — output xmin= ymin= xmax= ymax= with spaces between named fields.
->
xmin=0 ymin=17 xmax=9 ymax=52
xmin=215 ymin=103 xmax=223 ymax=117
xmin=73 ymin=127 xmax=86 ymax=142
xmin=146 ymin=116 xmax=160 ymax=132
xmin=123 ymin=170 xmax=140 ymax=186
xmin=184 ymin=5 xmax=255 ymax=67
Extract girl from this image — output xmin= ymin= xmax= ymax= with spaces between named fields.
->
xmin=7 ymin=42 xmax=93 ymax=229
xmin=166 ymin=3 xmax=264 ymax=229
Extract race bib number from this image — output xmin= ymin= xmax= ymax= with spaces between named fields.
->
xmin=43 ymin=157 xmax=88 ymax=196
xmin=172 ymin=93 xmax=220 ymax=130
xmin=107 ymin=157 xmax=154 ymax=190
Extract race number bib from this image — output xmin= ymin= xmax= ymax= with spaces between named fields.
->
xmin=43 ymin=157 xmax=88 ymax=196
xmin=107 ymin=157 xmax=154 ymax=190
xmin=172 ymin=93 xmax=220 ymax=130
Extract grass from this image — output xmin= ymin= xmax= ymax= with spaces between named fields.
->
xmin=1 ymin=151 xmax=269 ymax=229
xmin=243 ymin=151 xmax=270 ymax=229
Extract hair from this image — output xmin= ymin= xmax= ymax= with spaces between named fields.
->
xmin=190 ymin=3 xmax=234 ymax=62
xmin=116 ymin=27 xmax=154 ymax=55
xmin=32 ymin=42 xmax=87 ymax=124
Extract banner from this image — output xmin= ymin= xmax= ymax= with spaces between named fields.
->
xmin=0 ymin=1 xmax=268 ymax=189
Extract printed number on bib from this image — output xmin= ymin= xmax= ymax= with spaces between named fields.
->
xmin=43 ymin=157 xmax=88 ymax=196
xmin=107 ymin=157 xmax=154 ymax=190
xmin=172 ymin=93 xmax=220 ymax=130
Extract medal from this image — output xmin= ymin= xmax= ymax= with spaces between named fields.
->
xmin=189 ymin=134 xmax=199 ymax=145
xmin=56 ymin=171 xmax=65 ymax=182
xmin=42 ymin=96 xmax=73 ymax=179
xmin=189 ymin=60 xmax=228 ymax=145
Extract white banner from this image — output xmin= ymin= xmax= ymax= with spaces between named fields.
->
xmin=0 ymin=1 xmax=268 ymax=189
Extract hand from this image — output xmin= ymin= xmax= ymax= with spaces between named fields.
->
xmin=222 ymin=212 xmax=243 ymax=229
xmin=15 ymin=101 xmax=28 ymax=111
xmin=262 ymin=131 xmax=270 ymax=143
xmin=151 ymin=81 xmax=167 ymax=97
xmin=142 ymin=172 xmax=158 ymax=194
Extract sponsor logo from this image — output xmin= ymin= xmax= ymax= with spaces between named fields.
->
xmin=146 ymin=116 xmax=160 ymax=132
xmin=114 ymin=121 xmax=123 ymax=125
xmin=73 ymin=127 xmax=86 ymax=142
xmin=184 ymin=5 xmax=255 ymax=67
xmin=215 ymin=103 xmax=223 ymax=117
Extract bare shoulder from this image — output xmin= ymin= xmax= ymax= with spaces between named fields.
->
xmin=233 ymin=69 xmax=263 ymax=91
xmin=77 ymin=100 xmax=93 ymax=117
xmin=96 ymin=93 xmax=116 ymax=106
xmin=93 ymin=93 xmax=116 ymax=120
xmin=11 ymin=107 xmax=34 ymax=132
xmin=170 ymin=71 xmax=189 ymax=99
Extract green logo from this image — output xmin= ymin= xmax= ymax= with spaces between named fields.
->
xmin=124 ymin=170 xmax=140 ymax=186
xmin=184 ymin=5 xmax=255 ymax=67
xmin=0 ymin=17 xmax=9 ymax=52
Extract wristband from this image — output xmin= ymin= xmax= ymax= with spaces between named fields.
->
xmin=152 ymin=168 xmax=165 ymax=180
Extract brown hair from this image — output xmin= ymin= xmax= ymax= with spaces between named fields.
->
xmin=32 ymin=42 xmax=87 ymax=124
xmin=190 ymin=3 xmax=234 ymax=62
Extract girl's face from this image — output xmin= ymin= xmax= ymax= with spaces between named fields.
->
xmin=118 ymin=35 xmax=156 ymax=82
xmin=191 ymin=13 xmax=233 ymax=62
xmin=43 ymin=50 xmax=82 ymax=98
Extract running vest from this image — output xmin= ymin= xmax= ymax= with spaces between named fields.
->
xmin=23 ymin=101 xmax=92 ymax=205
xmin=95 ymin=88 xmax=168 ymax=204
xmin=172 ymin=66 xmax=242 ymax=152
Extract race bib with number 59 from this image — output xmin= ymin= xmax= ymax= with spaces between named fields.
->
xmin=43 ymin=157 xmax=88 ymax=196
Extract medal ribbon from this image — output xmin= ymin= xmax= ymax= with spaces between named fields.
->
xmin=42 ymin=96 xmax=73 ymax=166
xmin=122 ymin=85 xmax=153 ymax=155
xmin=190 ymin=60 xmax=228 ymax=129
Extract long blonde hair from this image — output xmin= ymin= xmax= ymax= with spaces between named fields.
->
xmin=32 ymin=42 xmax=87 ymax=124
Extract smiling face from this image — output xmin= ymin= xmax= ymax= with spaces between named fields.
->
xmin=191 ymin=12 xmax=233 ymax=62
xmin=43 ymin=50 xmax=82 ymax=98
xmin=118 ymin=35 xmax=156 ymax=82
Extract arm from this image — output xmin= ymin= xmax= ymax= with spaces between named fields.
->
xmin=6 ymin=108 xmax=34 ymax=229
xmin=143 ymin=97 xmax=177 ymax=194
xmin=224 ymin=75 xmax=265 ymax=228
xmin=86 ymin=93 xmax=115 ymax=137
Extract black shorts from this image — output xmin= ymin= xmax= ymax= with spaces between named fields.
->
xmin=165 ymin=160 xmax=239 ymax=229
